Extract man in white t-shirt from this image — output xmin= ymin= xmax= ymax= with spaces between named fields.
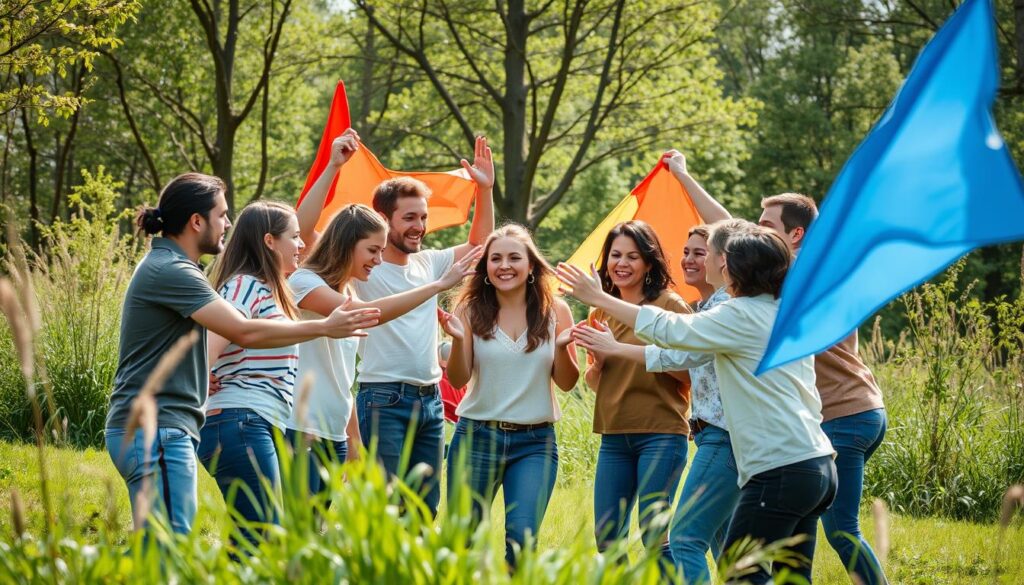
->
xmin=353 ymin=137 xmax=494 ymax=515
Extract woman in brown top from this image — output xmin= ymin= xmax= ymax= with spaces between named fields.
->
xmin=583 ymin=220 xmax=691 ymax=569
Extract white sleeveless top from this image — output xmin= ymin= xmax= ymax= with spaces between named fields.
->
xmin=456 ymin=321 xmax=561 ymax=425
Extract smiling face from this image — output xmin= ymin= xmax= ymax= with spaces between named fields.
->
xmin=387 ymin=196 xmax=428 ymax=255
xmin=606 ymin=234 xmax=649 ymax=292
xmin=486 ymin=236 xmax=532 ymax=292
xmin=197 ymin=192 xmax=232 ymax=255
xmin=266 ymin=215 xmax=304 ymax=274
xmin=682 ymin=233 xmax=709 ymax=287
xmin=348 ymin=229 xmax=387 ymax=281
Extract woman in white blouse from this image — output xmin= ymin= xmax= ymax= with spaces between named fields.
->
xmin=441 ymin=223 xmax=578 ymax=570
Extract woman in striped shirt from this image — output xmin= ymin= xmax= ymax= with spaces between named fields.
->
xmin=200 ymin=201 xmax=314 ymax=549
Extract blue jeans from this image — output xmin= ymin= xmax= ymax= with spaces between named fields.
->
xmin=447 ymin=418 xmax=558 ymax=568
xmin=105 ymin=426 xmax=198 ymax=535
xmin=821 ymin=408 xmax=888 ymax=585
xmin=357 ymin=382 xmax=445 ymax=515
xmin=594 ymin=433 xmax=687 ymax=567
xmin=197 ymin=409 xmax=284 ymax=546
xmin=724 ymin=455 xmax=838 ymax=584
xmin=286 ymin=430 xmax=348 ymax=506
xmin=671 ymin=425 xmax=741 ymax=585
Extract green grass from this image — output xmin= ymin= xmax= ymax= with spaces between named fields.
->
xmin=1 ymin=441 xmax=1021 ymax=583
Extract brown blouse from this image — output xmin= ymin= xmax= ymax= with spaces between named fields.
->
xmin=589 ymin=291 xmax=692 ymax=435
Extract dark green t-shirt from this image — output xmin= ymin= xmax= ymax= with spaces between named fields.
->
xmin=105 ymin=238 xmax=220 ymax=439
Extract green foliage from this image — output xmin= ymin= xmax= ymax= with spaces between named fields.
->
xmin=0 ymin=0 xmax=139 ymax=123
xmin=0 ymin=167 xmax=139 ymax=447
xmin=864 ymin=263 xmax=1024 ymax=522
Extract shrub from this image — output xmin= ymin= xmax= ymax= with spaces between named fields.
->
xmin=0 ymin=167 xmax=139 ymax=448
xmin=864 ymin=263 xmax=1024 ymax=522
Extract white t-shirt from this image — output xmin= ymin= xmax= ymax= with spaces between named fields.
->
xmin=207 ymin=274 xmax=298 ymax=430
xmin=285 ymin=269 xmax=358 ymax=441
xmin=352 ymin=248 xmax=455 ymax=385
xmin=635 ymin=295 xmax=834 ymax=488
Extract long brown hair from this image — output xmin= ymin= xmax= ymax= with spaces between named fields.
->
xmin=596 ymin=220 xmax=674 ymax=303
xmin=302 ymin=203 xmax=388 ymax=291
xmin=210 ymin=201 xmax=299 ymax=319
xmin=456 ymin=224 xmax=555 ymax=352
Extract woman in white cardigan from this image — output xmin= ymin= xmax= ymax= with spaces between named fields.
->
xmin=559 ymin=220 xmax=836 ymax=584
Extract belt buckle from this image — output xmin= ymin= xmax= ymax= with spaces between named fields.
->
xmin=497 ymin=421 xmax=518 ymax=432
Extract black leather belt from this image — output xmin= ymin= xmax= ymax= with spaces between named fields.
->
xmin=481 ymin=420 xmax=552 ymax=432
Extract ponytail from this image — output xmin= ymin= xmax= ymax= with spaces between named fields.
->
xmin=135 ymin=173 xmax=225 ymax=237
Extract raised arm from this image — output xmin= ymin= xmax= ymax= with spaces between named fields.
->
xmin=664 ymin=150 xmax=731 ymax=224
xmin=192 ymin=297 xmax=380 ymax=349
xmin=296 ymin=129 xmax=361 ymax=250
xmin=451 ymin=136 xmax=495 ymax=261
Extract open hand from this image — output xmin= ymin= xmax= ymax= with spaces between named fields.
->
xmin=325 ymin=298 xmax=380 ymax=338
xmin=571 ymin=322 xmax=621 ymax=361
xmin=461 ymin=136 xmax=494 ymax=189
xmin=438 ymin=308 xmax=466 ymax=341
xmin=556 ymin=262 xmax=604 ymax=307
xmin=555 ymin=325 xmax=575 ymax=349
xmin=439 ymin=246 xmax=482 ymax=289
xmin=330 ymin=128 xmax=361 ymax=168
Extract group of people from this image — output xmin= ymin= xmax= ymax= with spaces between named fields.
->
xmin=105 ymin=130 xmax=887 ymax=584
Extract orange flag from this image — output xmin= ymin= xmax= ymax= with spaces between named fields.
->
xmin=297 ymin=81 xmax=478 ymax=233
xmin=566 ymin=160 xmax=705 ymax=303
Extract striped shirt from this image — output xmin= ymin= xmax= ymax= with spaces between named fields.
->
xmin=206 ymin=274 xmax=298 ymax=429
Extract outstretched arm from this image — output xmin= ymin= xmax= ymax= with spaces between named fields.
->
xmin=297 ymin=249 xmax=481 ymax=324
xmin=573 ymin=322 xmax=691 ymax=383
xmin=451 ymin=136 xmax=495 ymax=262
xmin=192 ymin=297 xmax=380 ymax=348
xmin=296 ymin=128 xmax=361 ymax=250
xmin=556 ymin=262 xmax=641 ymax=328
xmin=664 ymin=150 xmax=731 ymax=224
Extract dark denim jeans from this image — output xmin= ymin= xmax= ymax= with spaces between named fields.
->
xmin=724 ymin=454 xmax=838 ymax=584
xmin=356 ymin=382 xmax=445 ymax=515
xmin=821 ymin=408 xmax=889 ymax=585
xmin=670 ymin=425 xmax=741 ymax=585
xmin=105 ymin=426 xmax=198 ymax=535
xmin=593 ymin=432 xmax=687 ymax=568
xmin=446 ymin=418 xmax=558 ymax=568
xmin=286 ymin=429 xmax=349 ymax=508
xmin=197 ymin=408 xmax=284 ymax=547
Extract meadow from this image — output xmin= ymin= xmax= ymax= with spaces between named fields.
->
xmin=0 ymin=175 xmax=1022 ymax=583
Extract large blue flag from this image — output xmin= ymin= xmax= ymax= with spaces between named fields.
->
xmin=758 ymin=0 xmax=1024 ymax=374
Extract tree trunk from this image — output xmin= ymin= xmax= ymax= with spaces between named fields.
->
xmin=1015 ymin=0 xmax=1024 ymax=90
xmin=501 ymin=0 xmax=530 ymax=224
xmin=357 ymin=8 xmax=376 ymax=133
xmin=18 ymin=106 xmax=39 ymax=248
